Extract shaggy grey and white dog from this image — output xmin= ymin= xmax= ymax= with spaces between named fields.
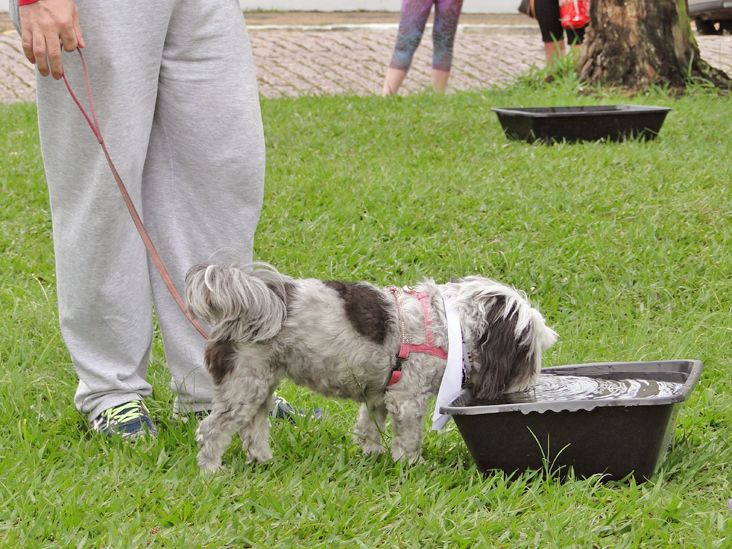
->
xmin=185 ymin=264 xmax=557 ymax=472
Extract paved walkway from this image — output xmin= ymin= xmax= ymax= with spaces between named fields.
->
xmin=1 ymin=12 xmax=731 ymax=102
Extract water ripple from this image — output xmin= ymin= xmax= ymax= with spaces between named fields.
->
xmin=501 ymin=374 xmax=684 ymax=404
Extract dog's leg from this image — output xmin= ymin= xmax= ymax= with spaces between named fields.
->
xmin=385 ymin=389 xmax=428 ymax=463
xmin=196 ymin=400 xmax=246 ymax=473
xmin=353 ymin=401 xmax=387 ymax=455
xmin=240 ymin=393 xmax=275 ymax=464
xmin=196 ymin=350 xmax=275 ymax=472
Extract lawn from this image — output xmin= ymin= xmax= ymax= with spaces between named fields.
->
xmin=1 ymin=81 xmax=731 ymax=547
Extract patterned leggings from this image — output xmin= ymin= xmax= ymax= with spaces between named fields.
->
xmin=389 ymin=0 xmax=464 ymax=72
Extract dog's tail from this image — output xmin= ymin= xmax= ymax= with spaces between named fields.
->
xmin=184 ymin=263 xmax=288 ymax=342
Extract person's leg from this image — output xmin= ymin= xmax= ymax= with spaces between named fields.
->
xmin=383 ymin=68 xmax=409 ymax=96
xmin=143 ymin=0 xmax=265 ymax=415
xmin=431 ymin=0 xmax=463 ymax=93
xmin=534 ymin=0 xmax=566 ymax=64
xmin=383 ymin=0 xmax=434 ymax=95
xmin=543 ymin=41 xmax=565 ymax=63
xmin=26 ymin=1 xmax=175 ymax=421
xmin=431 ymin=69 xmax=450 ymax=93
xmin=566 ymin=25 xmax=586 ymax=53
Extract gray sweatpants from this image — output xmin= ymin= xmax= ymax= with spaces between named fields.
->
xmin=10 ymin=0 xmax=265 ymax=420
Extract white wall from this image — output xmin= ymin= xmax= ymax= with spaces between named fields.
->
xmin=1 ymin=1 xmax=516 ymax=14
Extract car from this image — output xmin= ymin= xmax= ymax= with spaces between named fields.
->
xmin=689 ymin=0 xmax=732 ymax=34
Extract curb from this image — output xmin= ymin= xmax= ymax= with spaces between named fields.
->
xmin=248 ymin=23 xmax=537 ymax=34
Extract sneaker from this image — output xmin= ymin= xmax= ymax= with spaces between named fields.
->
xmin=271 ymin=396 xmax=297 ymax=422
xmin=270 ymin=396 xmax=322 ymax=423
xmin=176 ymin=399 xmax=294 ymax=424
xmin=172 ymin=409 xmax=209 ymax=424
xmin=91 ymin=400 xmax=157 ymax=439
xmin=178 ymin=397 xmax=320 ymax=425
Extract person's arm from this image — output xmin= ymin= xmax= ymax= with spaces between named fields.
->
xmin=18 ymin=0 xmax=85 ymax=79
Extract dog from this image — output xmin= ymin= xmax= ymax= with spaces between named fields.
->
xmin=185 ymin=264 xmax=557 ymax=471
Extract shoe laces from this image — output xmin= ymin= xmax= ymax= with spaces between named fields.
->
xmin=99 ymin=400 xmax=149 ymax=425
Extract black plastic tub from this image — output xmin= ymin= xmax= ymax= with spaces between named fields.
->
xmin=492 ymin=105 xmax=672 ymax=143
xmin=441 ymin=360 xmax=702 ymax=482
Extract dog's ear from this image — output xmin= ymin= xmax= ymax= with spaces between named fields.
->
xmin=470 ymin=295 xmax=534 ymax=400
xmin=445 ymin=277 xmax=557 ymax=401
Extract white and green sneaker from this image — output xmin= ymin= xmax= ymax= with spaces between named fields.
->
xmin=91 ymin=400 xmax=157 ymax=439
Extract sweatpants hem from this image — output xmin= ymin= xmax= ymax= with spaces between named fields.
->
xmin=172 ymin=398 xmax=213 ymax=417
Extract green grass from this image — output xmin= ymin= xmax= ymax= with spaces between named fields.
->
xmin=1 ymin=82 xmax=731 ymax=547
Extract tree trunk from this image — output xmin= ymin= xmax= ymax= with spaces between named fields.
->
xmin=578 ymin=0 xmax=731 ymax=92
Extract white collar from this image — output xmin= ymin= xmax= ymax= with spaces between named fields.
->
xmin=432 ymin=295 xmax=470 ymax=430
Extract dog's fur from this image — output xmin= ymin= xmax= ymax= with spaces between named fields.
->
xmin=185 ymin=264 xmax=558 ymax=471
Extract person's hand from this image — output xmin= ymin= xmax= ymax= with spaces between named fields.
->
xmin=19 ymin=0 xmax=85 ymax=80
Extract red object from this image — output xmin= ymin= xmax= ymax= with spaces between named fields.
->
xmin=389 ymin=370 xmax=401 ymax=386
xmin=391 ymin=288 xmax=448 ymax=362
xmin=18 ymin=0 xmax=40 ymax=6
xmin=559 ymin=0 xmax=590 ymax=29
xmin=387 ymin=288 xmax=449 ymax=386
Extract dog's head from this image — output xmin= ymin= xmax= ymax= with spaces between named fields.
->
xmin=442 ymin=276 xmax=557 ymax=401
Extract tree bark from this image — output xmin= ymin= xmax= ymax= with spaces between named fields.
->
xmin=578 ymin=0 xmax=731 ymax=92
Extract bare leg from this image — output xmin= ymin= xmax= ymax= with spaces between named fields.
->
xmin=353 ymin=401 xmax=387 ymax=455
xmin=431 ymin=68 xmax=451 ymax=93
xmin=383 ymin=67 xmax=409 ymax=96
xmin=544 ymin=41 xmax=565 ymax=64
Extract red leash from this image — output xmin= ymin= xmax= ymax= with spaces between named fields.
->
xmin=62 ymin=49 xmax=209 ymax=340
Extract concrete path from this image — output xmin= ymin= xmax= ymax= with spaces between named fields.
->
xmin=1 ymin=12 xmax=731 ymax=102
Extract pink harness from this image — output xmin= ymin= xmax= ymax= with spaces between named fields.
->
xmin=388 ymin=287 xmax=448 ymax=386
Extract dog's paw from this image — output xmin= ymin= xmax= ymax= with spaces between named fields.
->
xmin=198 ymin=452 xmax=224 ymax=473
xmin=198 ymin=461 xmax=224 ymax=474
xmin=246 ymin=445 xmax=273 ymax=464
xmin=358 ymin=439 xmax=386 ymax=455
xmin=391 ymin=449 xmax=424 ymax=465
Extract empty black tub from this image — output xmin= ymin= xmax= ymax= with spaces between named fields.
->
xmin=492 ymin=105 xmax=671 ymax=143
xmin=441 ymin=360 xmax=703 ymax=482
